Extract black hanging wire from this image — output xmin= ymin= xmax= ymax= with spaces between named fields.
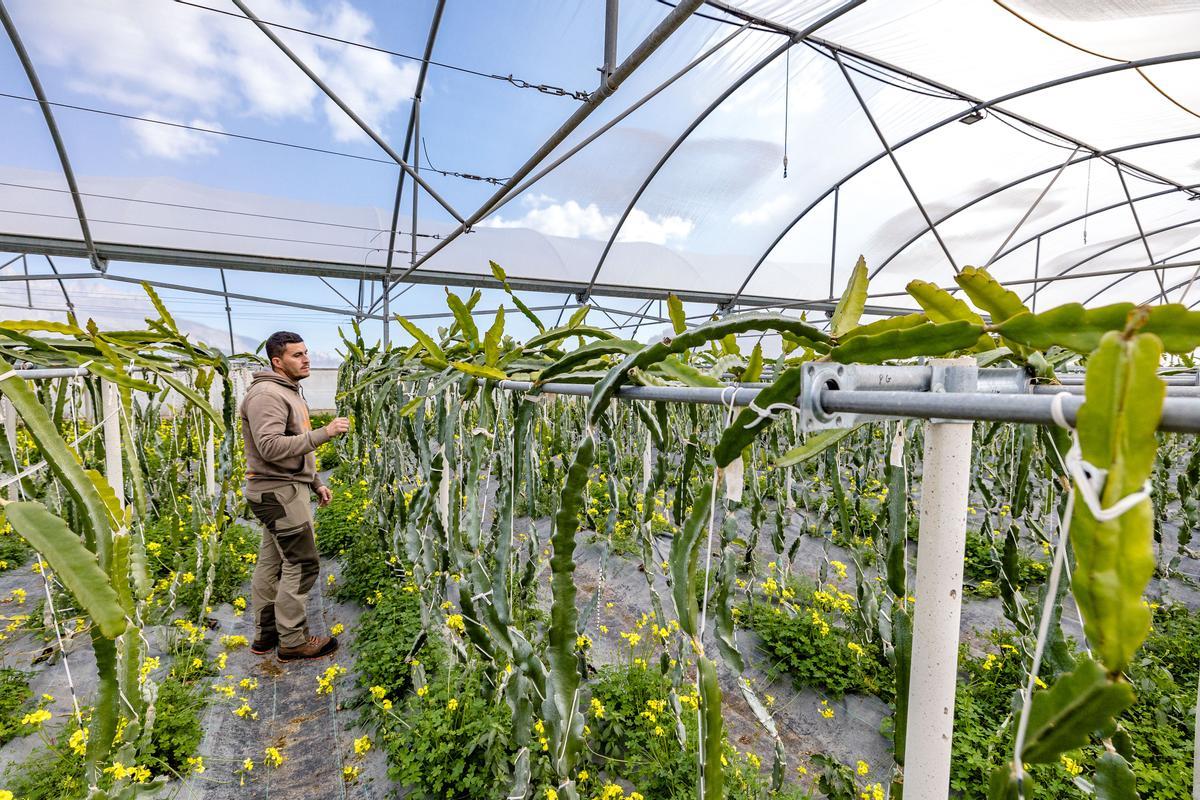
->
xmin=782 ymin=46 xmax=791 ymax=179
xmin=421 ymin=139 xmax=509 ymax=186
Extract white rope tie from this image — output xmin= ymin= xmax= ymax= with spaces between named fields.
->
xmin=743 ymin=399 xmax=801 ymax=429
xmin=1049 ymin=391 xmax=1072 ymax=431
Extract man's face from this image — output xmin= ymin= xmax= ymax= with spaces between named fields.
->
xmin=272 ymin=342 xmax=311 ymax=381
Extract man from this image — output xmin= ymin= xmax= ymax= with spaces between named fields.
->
xmin=241 ymin=331 xmax=349 ymax=661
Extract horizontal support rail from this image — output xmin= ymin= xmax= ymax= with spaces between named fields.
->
xmin=819 ymin=389 xmax=1200 ymax=434
xmin=10 ymin=366 xmax=91 ymax=379
xmin=498 ymin=379 xmax=760 ymax=406
xmin=493 ymin=365 xmax=1200 ymax=432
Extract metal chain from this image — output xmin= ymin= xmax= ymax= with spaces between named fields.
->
xmin=501 ymin=75 xmax=591 ymax=101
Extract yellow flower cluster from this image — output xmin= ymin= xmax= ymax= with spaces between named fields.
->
xmin=21 ymin=709 xmax=51 ymax=727
xmin=139 ymin=656 xmax=160 ymax=684
xmin=316 ymin=663 xmax=347 ymax=695
xmin=68 ymin=727 xmax=88 ymax=756
xmin=263 ymin=747 xmax=284 ymax=768
xmin=104 ymin=762 xmax=152 ymax=782
xmin=353 ymin=735 xmax=371 ymax=756
xmin=859 ymin=782 xmax=885 ymax=800
xmin=445 ymin=614 xmax=466 ymax=634
xmin=233 ymin=700 xmax=258 ymax=719
xmin=221 ymin=635 xmax=249 ymax=650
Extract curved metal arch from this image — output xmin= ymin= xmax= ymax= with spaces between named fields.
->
xmin=1078 ymin=240 xmax=1200 ymax=308
xmin=582 ymin=0 xmax=870 ymax=301
xmin=874 ymin=132 xmax=1200 ymax=276
xmin=1138 ymin=244 xmax=1200 ymax=305
xmin=992 ymin=182 xmax=1200 ymax=267
xmin=1018 ymin=214 xmax=1200 ymax=305
xmin=0 ymin=0 xmax=102 ymax=272
xmin=728 ymin=44 xmax=1200 ymax=303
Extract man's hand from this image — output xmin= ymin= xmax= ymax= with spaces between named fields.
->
xmin=323 ymin=417 xmax=350 ymax=438
xmin=317 ymin=485 xmax=332 ymax=507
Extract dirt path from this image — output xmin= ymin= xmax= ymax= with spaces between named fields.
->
xmin=173 ymin=555 xmax=393 ymax=800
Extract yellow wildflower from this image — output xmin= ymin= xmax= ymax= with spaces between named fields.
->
xmin=21 ymin=709 xmax=51 ymax=727
xmin=263 ymin=747 xmax=284 ymax=768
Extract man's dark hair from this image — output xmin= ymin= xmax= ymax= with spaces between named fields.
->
xmin=265 ymin=331 xmax=304 ymax=362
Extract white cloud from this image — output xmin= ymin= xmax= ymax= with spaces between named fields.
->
xmin=732 ymin=194 xmax=795 ymax=226
xmin=486 ymin=195 xmax=694 ymax=246
xmin=12 ymin=0 xmax=416 ymax=154
xmin=124 ymin=114 xmax=224 ymax=161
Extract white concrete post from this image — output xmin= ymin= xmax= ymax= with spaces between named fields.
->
xmin=903 ymin=358 xmax=974 ymax=800
xmin=101 ymin=380 xmax=124 ymax=509
xmin=2 ymin=397 xmax=17 ymax=502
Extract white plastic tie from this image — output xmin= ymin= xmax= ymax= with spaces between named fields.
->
xmin=1050 ymin=389 xmax=1151 ymax=522
xmin=0 ymin=370 xmax=15 ymax=384
xmin=718 ymin=385 xmax=743 ymax=412
xmin=1049 ymin=391 xmax=1073 ymax=430
xmin=743 ymin=399 xmax=801 ymax=429
xmin=1066 ymin=439 xmax=1152 ymax=522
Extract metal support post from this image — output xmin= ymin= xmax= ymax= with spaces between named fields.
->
xmin=602 ymin=0 xmax=619 ymax=89
xmin=2 ymin=397 xmax=16 ymax=502
xmin=903 ymin=357 xmax=975 ymax=800
xmin=101 ymin=380 xmax=123 ymax=509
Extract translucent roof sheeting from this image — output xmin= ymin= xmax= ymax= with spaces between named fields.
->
xmin=3 ymin=0 xmax=1200 ymax=349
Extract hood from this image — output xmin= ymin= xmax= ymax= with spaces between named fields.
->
xmin=250 ymin=370 xmax=299 ymax=391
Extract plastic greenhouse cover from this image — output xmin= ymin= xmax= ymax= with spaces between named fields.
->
xmin=1 ymin=0 xmax=1199 ymax=325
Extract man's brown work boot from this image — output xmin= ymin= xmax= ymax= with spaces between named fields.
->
xmin=278 ymin=635 xmax=339 ymax=662
xmin=250 ymin=635 xmax=277 ymax=655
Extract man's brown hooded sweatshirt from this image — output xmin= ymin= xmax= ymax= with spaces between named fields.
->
xmin=240 ymin=370 xmax=330 ymax=490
